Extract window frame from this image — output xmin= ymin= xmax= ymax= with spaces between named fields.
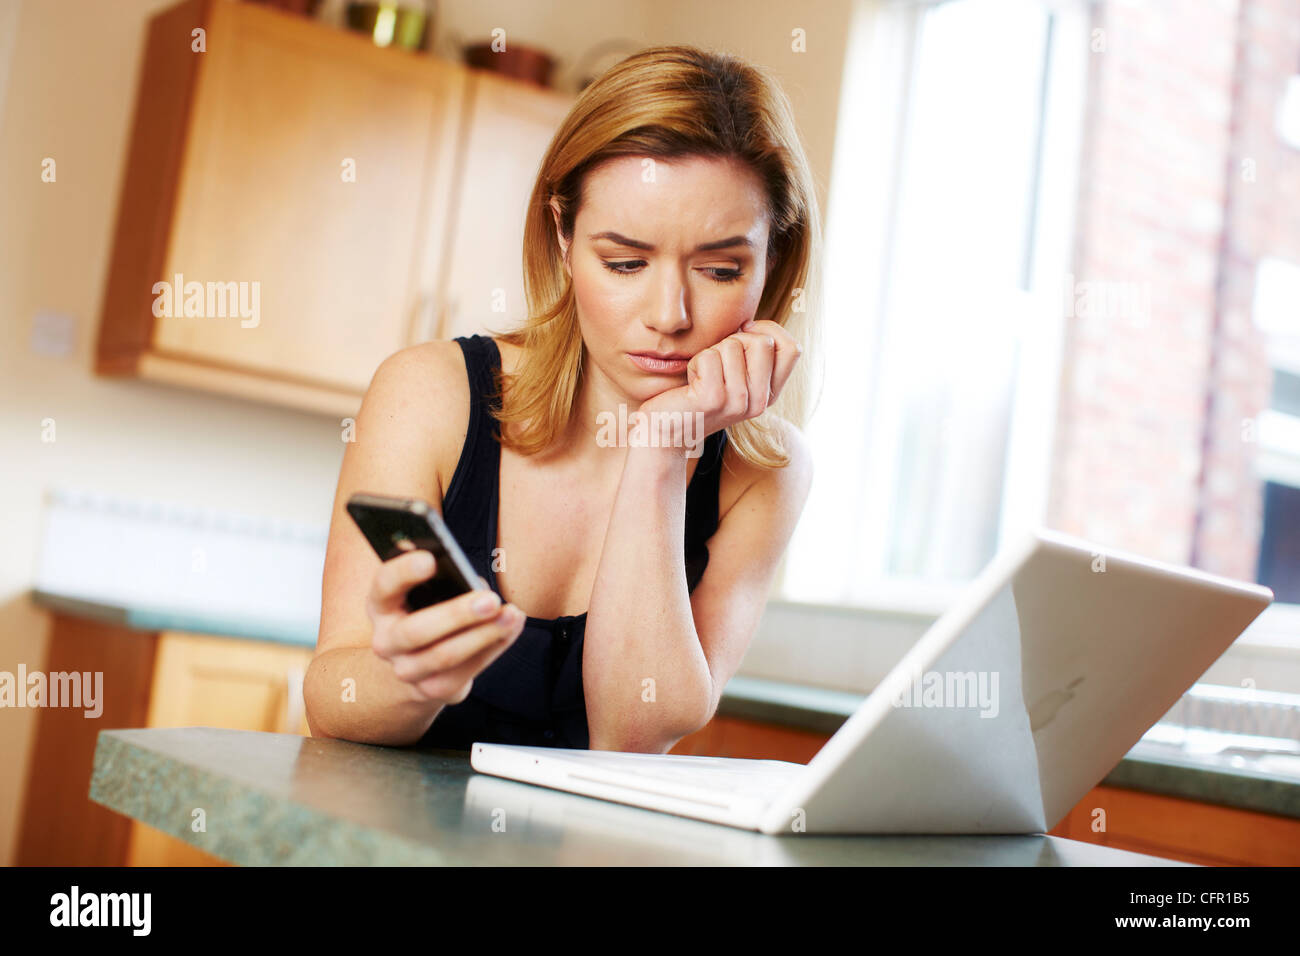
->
xmin=780 ymin=0 xmax=1090 ymax=613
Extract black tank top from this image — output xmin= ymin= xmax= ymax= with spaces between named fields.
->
xmin=417 ymin=334 xmax=728 ymax=751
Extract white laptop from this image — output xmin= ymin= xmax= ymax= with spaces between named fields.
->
xmin=470 ymin=528 xmax=1274 ymax=835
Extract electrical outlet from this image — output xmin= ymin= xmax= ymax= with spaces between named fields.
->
xmin=30 ymin=310 xmax=76 ymax=357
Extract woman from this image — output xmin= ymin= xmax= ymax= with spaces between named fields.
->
xmin=304 ymin=44 xmax=822 ymax=754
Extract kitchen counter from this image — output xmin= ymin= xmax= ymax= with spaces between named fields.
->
xmin=38 ymin=587 xmax=1300 ymax=821
xmin=32 ymin=589 xmax=318 ymax=647
xmin=88 ymin=727 xmax=1187 ymax=866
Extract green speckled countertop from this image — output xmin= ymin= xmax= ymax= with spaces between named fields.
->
xmin=89 ymin=727 xmax=1188 ymax=866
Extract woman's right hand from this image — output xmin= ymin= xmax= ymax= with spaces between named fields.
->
xmin=366 ymin=549 xmax=526 ymax=705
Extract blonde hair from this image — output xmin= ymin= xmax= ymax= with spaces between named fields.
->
xmin=483 ymin=44 xmax=824 ymax=469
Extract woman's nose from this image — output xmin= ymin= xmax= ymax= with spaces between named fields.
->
xmin=644 ymin=272 xmax=690 ymax=333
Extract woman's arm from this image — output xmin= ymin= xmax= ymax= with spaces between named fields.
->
xmin=305 ymin=645 xmax=446 ymax=746
xmin=582 ymin=442 xmax=701 ymax=752
xmin=583 ymin=419 xmax=813 ymax=753
xmin=304 ymin=341 xmax=472 ymax=746
xmin=584 ymin=323 xmax=810 ymax=753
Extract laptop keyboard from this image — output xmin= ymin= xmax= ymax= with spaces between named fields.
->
xmin=582 ymin=761 xmax=803 ymax=797
xmin=486 ymin=747 xmax=806 ymax=801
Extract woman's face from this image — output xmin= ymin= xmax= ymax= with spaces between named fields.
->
xmin=552 ymin=154 xmax=772 ymax=404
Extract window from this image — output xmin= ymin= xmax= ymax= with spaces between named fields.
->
xmin=1258 ymin=481 xmax=1300 ymax=603
xmin=1277 ymin=74 xmax=1300 ymax=151
xmin=782 ymin=0 xmax=1088 ymax=609
xmin=1253 ymin=256 xmax=1300 ymax=606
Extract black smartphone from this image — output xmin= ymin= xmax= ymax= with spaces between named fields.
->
xmin=345 ymin=492 xmax=487 ymax=612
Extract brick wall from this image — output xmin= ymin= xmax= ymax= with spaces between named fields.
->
xmin=1049 ymin=0 xmax=1290 ymax=580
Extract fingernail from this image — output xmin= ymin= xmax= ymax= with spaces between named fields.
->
xmin=415 ymin=551 xmax=435 ymax=574
xmin=473 ymin=592 xmax=500 ymax=614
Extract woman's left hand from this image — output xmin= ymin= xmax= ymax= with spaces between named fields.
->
xmin=637 ymin=318 xmax=802 ymax=445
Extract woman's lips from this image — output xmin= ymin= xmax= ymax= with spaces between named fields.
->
xmin=628 ymin=353 xmax=689 ymax=374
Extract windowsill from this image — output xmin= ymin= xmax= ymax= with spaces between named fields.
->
xmin=1232 ymin=602 xmax=1300 ymax=652
xmin=760 ymin=594 xmax=948 ymax=622
xmin=739 ymin=594 xmax=1300 ymax=699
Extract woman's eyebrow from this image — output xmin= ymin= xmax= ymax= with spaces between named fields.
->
xmin=587 ymin=231 xmax=753 ymax=252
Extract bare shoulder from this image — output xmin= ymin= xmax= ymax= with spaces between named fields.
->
xmin=353 ymin=338 xmax=472 ymax=506
xmin=369 ymin=337 xmax=467 ymax=392
xmin=363 ymin=338 xmax=470 ymax=433
xmin=718 ymin=416 xmax=814 ymax=521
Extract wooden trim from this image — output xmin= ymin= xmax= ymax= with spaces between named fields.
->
xmin=94 ymin=351 xmax=142 ymax=376
xmin=431 ymin=68 xmax=480 ymax=344
xmin=672 ymin=714 xmax=832 ymax=764
xmin=404 ymin=61 xmax=468 ymax=346
xmin=16 ymin=616 xmax=158 ymax=866
xmin=138 ymin=352 xmax=361 ymax=418
xmin=1049 ymin=783 xmax=1300 ymax=866
xmin=95 ymin=0 xmax=209 ymax=364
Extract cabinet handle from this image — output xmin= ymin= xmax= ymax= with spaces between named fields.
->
xmin=284 ymin=665 xmax=306 ymax=735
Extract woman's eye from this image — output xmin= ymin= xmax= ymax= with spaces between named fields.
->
xmin=600 ymin=260 xmax=744 ymax=283
xmin=602 ymin=260 xmax=644 ymax=276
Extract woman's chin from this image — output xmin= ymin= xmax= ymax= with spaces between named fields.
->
xmin=639 ymin=380 xmax=688 ymax=402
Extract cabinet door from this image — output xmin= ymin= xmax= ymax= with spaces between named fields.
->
xmin=127 ymin=631 xmax=314 ymax=866
xmin=433 ymin=70 xmax=573 ymax=341
xmin=151 ymin=0 xmax=464 ymax=392
xmin=140 ymin=631 xmax=314 ymax=734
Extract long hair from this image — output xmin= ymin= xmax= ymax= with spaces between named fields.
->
xmin=483 ymin=44 xmax=824 ymax=469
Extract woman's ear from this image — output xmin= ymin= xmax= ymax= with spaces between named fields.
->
xmin=549 ymin=198 xmax=571 ymax=275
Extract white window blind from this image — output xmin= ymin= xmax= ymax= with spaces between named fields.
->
xmin=782 ymin=0 xmax=1088 ymax=610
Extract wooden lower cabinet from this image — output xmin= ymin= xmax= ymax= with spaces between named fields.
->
xmin=671 ymin=715 xmax=1300 ymax=865
xmin=671 ymin=714 xmax=828 ymax=764
xmin=18 ymin=614 xmax=313 ymax=866
xmin=1048 ymin=784 xmax=1300 ymax=866
xmin=16 ymin=615 xmax=158 ymax=867
xmin=126 ymin=632 xmax=314 ymax=867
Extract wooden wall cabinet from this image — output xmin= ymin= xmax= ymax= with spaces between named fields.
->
xmin=97 ymin=0 xmax=572 ymax=416
xmin=434 ymin=69 xmax=573 ymax=341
